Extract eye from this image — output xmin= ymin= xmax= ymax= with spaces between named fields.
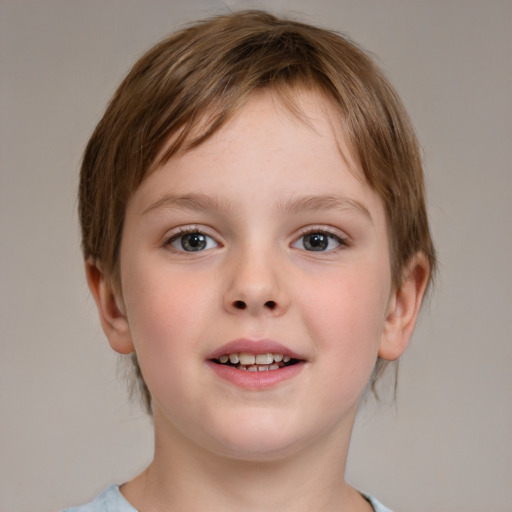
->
xmin=168 ymin=230 xmax=218 ymax=252
xmin=292 ymin=231 xmax=346 ymax=252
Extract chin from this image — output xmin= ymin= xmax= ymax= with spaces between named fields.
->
xmin=203 ymin=415 xmax=316 ymax=462
xmin=215 ymin=437 xmax=303 ymax=463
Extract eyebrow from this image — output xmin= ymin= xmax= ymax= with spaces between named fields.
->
xmin=142 ymin=192 xmax=372 ymax=221
xmin=278 ymin=194 xmax=372 ymax=221
xmin=142 ymin=193 xmax=233 ymax=215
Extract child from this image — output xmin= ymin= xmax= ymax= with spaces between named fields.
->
xmin=68 ymin=10 xmax=435 ymax=512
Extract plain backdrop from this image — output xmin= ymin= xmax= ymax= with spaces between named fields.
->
xmin=1 ymin=1 xmax=511 ymax=511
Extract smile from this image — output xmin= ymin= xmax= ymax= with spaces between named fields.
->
xmin=207 ymin=340 xmax=306 ymax=389
xmin=213 ymin=352 xmax=297 ymax=372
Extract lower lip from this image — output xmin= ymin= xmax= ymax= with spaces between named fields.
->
xmin=206 ymin=361 xmax=305 ymax=390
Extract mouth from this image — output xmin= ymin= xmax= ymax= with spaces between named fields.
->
xmin=211 ymin=352 xmax=300 ymax=372
xmin=206 ymin=339 xmax=306 ymax=388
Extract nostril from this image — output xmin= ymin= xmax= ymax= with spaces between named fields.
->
xmin=264 ymin=300 xmax=277 ymax=310
xmin=234 ymin=300 xmax=246 ymax=310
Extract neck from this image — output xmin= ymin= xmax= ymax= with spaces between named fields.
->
xmin=122 ymin=408 xmax=371 ymax=512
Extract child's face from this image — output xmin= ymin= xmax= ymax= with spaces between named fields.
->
xmin=110 ymin=90 xmax=405 ymax=460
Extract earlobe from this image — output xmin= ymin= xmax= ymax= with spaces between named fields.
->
xmin=378 ymin=253 xmax=430 ymax=361
xmin=85 ymin=259 xmax=135 ymax=355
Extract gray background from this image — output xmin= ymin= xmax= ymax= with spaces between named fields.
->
xmin=1 ymin=1 xmax=511 ymax=511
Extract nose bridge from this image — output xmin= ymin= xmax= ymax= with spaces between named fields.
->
xmin=223 ymin=238 xmax=288 ymax=316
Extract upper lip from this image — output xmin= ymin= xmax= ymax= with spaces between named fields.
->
xmin=207 ymin=338 xmax=306 ymax=361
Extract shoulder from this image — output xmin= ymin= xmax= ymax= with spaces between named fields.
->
xmin=62 ymin=485 xmax=137 ymax=512
xmin=364 ymin=494 xmax=394 ymax=512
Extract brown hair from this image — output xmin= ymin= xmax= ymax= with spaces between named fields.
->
xmin=79 ymin=10 xmax=436 ymax=412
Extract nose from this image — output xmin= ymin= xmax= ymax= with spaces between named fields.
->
xmin=222 ymin=247 xmax=290 ymax=317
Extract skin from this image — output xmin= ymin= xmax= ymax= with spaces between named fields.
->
xmin=87 ymin=90 xmax=429 ymax=511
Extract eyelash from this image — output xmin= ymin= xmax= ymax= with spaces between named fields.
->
xmin=292 ymin=227 xmax=349 ymax=253
xmin=165 ymin=226 xmax=220 ymax=252
xmin=164 ymin=226 xmax=349 ymax=254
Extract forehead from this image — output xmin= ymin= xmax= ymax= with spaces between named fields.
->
xmin=151 ymin=87 xmax=362 ymax=181
xmin=128 ymin=89 xmax=385 ymax=227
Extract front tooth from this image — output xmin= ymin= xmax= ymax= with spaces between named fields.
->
xmin=239 ymin=353 xmax=256 ymax=365
xmin=269 ymin=364 xmax=280 ymax=370
xmin=258 ymin=365 xmax=269 ymax=371
xmin=255 ymin=353 xmax=273 ymax=364
xmin=229 ymin=353 xmax=239 ymax=364
xmin=273 ymin=354 xmax=283 ymax=362
xmin=247 ymin=365 xmax=258 ymax=372
xmin=219 ymin=355 xmax=229 ymax=364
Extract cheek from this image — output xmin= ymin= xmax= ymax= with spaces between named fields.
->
xmin=302 ymin=264 xmax=389 ymax=336
xmin=123 ymin=257 xmax=212 ymax=334
xmin=121 ymin=273 xmax=210 ymax=425
xmin=299 ymin=267 xmax=390 ymax=390
xmin=120 ymin=262 xmax=214 ymax=380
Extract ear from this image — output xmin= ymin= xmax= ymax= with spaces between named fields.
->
xmin=379 ymin=253 xmax=430 ymax=361
xmin=85 ymin=259 xmax=135 ymax=355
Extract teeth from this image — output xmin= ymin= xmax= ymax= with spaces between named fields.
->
xmin=238 ymin=353 xmax=256 ymax=365
xmin=217 ymin=352 xmax=296 ymax=369
xmin=236 ymin=363 xmax=282 ymax=372
xmin=255 ymin=353 xmax=273 ymax=364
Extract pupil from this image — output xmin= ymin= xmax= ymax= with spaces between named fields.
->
xmin=304 ymin=233 xmax=327 ymax=251
xmin=182 ymin=233 xmax=206 ymax=251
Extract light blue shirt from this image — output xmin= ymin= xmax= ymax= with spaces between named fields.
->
xmin=63 ymin=485 xmax=393 ymax=512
